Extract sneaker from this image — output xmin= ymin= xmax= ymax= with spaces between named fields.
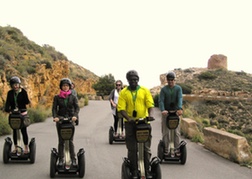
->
xmin=121 ymin=132 xmax=125 ymax=138
xmin=114 ymin=132 xmax=118 ymax=137
xmin=164 ymin=149 xmax=169 ymax=156
xmin=175 ymin=149 xmax=181 ymax=157
xmin=72 ymin=158 xmax=77 ymax=167
xmin=58 ymin=158 xmax=64 ymax=166
xmin=131 ymin=170 xmax=138 ymax=179
xmin=24 ymin=145 xmax=29 ymax=154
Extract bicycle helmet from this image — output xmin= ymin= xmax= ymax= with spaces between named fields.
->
xmin=126 ymin=70 xmax=139 ymax=81
xmin=9 ymin=76 xmax=21 ymax=86
xmin=59 ymin=78 xmax=72 ymax=89
xmin=166 ymin=71 xmax=176 ymax=79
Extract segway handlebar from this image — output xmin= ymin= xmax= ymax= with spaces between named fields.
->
xmin=135 ymin=116 xmax=155 ymax=124
xmin=10 ymin=108 xmax=27 ymax=114
xmin=58 ymin=116 xmax=73 ymax=124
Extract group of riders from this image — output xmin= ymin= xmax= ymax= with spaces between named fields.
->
xmin=3 ymin=69 xmax=183 ymax=179
xmin=109 ymin=70 xmax=183 ymax=179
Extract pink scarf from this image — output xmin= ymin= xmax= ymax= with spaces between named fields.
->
xmin=59 ymin=90 xmax=71 ymax=98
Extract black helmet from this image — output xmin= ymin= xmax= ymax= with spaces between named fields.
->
xmin=126 ymin=70 xmax=139 ymax=80
xmin=166 ymin=71 xmax=176 ymax=79
xmin=10 ymin=76 xmax=21 ymax=86
xmin=59 ymin=78 xmax=72 ymax=89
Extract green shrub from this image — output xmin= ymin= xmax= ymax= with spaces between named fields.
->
xmin=202 ymin=118 xmax=210 ymax=127
xmin=84 ymin=95 xmax=89 ymax=106
xmin=28 ymin=107 xmax=51 ymax=123
xmin=191 ymin=133 xmax=204 ymax=143
xmin=178 ymin=83 xmax=192 ymax=94
xmin=0 ymin=112 xmax=11 ymax=135
xmin=153 ymin=94 xmax=159 ymax=107
xmin=198 ymin=71 xmax=217 ymax=80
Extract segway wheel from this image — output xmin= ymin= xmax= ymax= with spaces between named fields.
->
xmin=121 ymin=160 xmax=131 ymax=179
xmin=78 ymin=153 xmax=85 ymax=178
xmin=109 ymin=126 xmax=114 ymax=144
xmin=180 ymin=145 xmax=187 ymax=165
xmin=3 ymin=141 xmax=11 ymax=164
xmin=50 ymin=152 xmax=57 ymax=178
xmin=151 ymin=163 xmax=161 ymax=179
xmin=29 ymin=138 xmax=36 ymax=164
xmin=157 ymin=140 xmax=164 ymax=163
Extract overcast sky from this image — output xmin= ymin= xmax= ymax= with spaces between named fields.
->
xmin=1 ymin=0 xmax=251 ymax=88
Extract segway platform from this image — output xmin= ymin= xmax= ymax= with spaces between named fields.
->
xmin=158 ymin=140 xmax=187 ymax=164
xmin=108 ymin=126 xmax=125 ymax=144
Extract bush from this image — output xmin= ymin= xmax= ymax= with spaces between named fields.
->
xmin=0 ymin=111 xmax=11 ymax=136
xmin=191 ymin=133 xmax=204 ymax=143
xmin=28 ymin=107 xmax=51 ymax=123
xmin=178 ymin=83 xmax=193 ymax=94
xmin=153 ymin=94 xmax=159 ymax=107
xmin=198 ymin=71 xmax=217 ymax=80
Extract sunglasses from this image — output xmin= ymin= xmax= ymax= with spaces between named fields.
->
xmin=168 ymin=79 xmax=174 ymax=81
xmin=116 ymin=84 xmax=121 ymax=86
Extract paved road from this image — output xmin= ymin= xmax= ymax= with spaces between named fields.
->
xmin=0 ymin=100 xmax=251 ymax=179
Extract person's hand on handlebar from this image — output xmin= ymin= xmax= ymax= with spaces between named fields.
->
xmin=128 ymin=118 xmax=135 ymax=123
xmin=176 ymin=109 xmax=183 ymax=116
xmin=161 ymin=110 xmax=168 ymax=116
xmin=147 ymin=116 xmax=155 ymax=121
xmin=72 ymin=116 xmax=77 ymax=121
xmin=53 ymin=117 xmax=59 ymax=122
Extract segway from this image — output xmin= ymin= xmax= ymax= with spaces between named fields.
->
xmin=121 ymin=117 xmax=161 ymax=179
xmin=50 ymin=117 xmax=85 ymax=178
xmin=109 ymin=116 xmax=125 ymax=144
xmin=157 ymin=110 xmax=187 ymax=164
xmin=3 ymin=109 xmax=36 ymax=164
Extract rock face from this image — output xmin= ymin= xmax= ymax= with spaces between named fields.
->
xmin=207 ymin=54 xmax=227 ymax=70
xmin=0 ymin=60 xmax=97 ymax=108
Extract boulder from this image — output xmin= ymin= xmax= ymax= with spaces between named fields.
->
xmin=207 ymin=54 xmax=227 ymax=70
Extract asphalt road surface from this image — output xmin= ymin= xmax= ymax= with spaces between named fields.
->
xmin=0 ymin=100 xmax=251 ymax=179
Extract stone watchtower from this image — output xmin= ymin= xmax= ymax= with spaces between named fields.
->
xmin=207 ymin=54 xmax=227 ymax=70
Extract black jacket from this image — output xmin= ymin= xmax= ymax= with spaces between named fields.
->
xmin=52 ymin=94 xmax=79 ymax=118
xmin=4 ymin=88 xmax=30 ymax=112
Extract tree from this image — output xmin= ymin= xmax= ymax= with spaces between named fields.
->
xmin=92 ymin=73 xmax=115 ymax=98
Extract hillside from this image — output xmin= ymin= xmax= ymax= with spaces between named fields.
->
xmin=0 ymin=26 xmax=99 ymax=108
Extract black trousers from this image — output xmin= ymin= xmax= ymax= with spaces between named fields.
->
xmin=13 ymin=127 xmax=28 ymax=145
xmin=125 ymin=122 xmax=152 ymax=171
xmin=113 ymin=114 xmax=124 ymax=133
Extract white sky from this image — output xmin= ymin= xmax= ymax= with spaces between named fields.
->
xmin=1 ymin=0 xmax=252 ymax=88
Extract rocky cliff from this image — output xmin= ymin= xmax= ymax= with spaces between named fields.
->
xmin=0 ymin=60 xmax=98 ymax=108
xmin=0 ymin=26 xmax=98 ymax=109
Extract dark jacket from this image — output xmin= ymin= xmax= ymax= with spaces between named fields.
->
xmin=4 ymin=88 xmax=30 ymax=112
xmin=52 ymin=94 xmax=79 ymax=118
